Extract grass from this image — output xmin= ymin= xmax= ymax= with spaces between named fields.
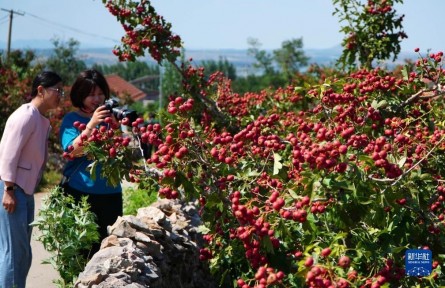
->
xmin=123 ymin=186 xmax=158 ymax=215
xmin=37 ymin=165 xmax=159 ymax=214
xmin=37 ymin=169 xmax=62 ymax=192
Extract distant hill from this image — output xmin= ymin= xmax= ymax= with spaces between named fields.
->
xmin=1 ymin=42 xmax=418 ymax=75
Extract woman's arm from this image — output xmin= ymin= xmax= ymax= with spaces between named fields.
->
xmin=61 ymin=106 xmax=115 ymax=157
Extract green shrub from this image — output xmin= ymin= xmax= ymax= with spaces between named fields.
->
xmin=31 ymin=186 xmax=99 ymax=288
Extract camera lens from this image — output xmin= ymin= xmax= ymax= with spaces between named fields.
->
xmin=104 ymin=99 xmax=138 ymax=124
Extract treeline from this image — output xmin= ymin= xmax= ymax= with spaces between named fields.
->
xmin=11 ymin=36 xmax=317 ymax=99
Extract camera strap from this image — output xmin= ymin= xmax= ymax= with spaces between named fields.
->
xmin=60 ymin=159 xmax=85 ymax=187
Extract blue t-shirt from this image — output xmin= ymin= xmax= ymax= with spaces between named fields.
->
xmin=60 ymin=112 xmax=122 ymax=194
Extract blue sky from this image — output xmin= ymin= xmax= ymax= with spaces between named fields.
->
xmin=1 ymin=0 xmax=444 ymax=52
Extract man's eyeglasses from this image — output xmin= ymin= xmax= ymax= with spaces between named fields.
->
xmin=47 ymin=87 xmax=65 ymax=97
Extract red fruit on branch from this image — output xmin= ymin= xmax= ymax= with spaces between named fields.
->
xmin=109 ymin=147 xmax=117 ymax=158
xmin=321 ymin=247 xmax=332 ymax=257
xmin=338 ymin=255 xmax=351 ymax=268
xmin=304 ymin=256 xmax=314 ymax=267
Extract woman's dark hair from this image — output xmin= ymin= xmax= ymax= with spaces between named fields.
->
xmin=30 ymin=71 xmax=62 ymax=98
xmin=70 ymin=69 xmax=110 ymax=109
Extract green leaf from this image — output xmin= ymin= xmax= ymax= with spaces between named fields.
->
xmin=261 ymin=236 xmax=275 ymax=254
xmin=197 ymin=225 xmax=210 ymax=234
xmin=371 ymin=100 xmax=387 ymax=109
xmin=288 ymin=189 xmax=299 ymax=199
xmin=88 ymin=161 xmax=98 ymax=181
xmin=397 ymin=156 xmax=407 ymax=168
xmin=246 ymin=168 xmax=260 ymax=177
xmin=273 ymin=153 xmax=283 ymax=175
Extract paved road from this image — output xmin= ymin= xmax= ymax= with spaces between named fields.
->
xmin=27 ymin=191 xmax=59 ymax=288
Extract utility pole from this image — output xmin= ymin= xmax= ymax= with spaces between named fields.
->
xmin=1 ymin=9 xmax=24 ymax=60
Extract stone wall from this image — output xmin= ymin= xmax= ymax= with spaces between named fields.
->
xmin=75 ymin=199 xmax=217 ymax=288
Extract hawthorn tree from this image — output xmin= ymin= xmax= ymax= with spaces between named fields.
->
xmin=333 ymin=0 xmax=407 ymax=69
xmin=0 ymin=50 xmax=42 ymax=132
xmin=63 ymin=1 xmax=445 ymax=287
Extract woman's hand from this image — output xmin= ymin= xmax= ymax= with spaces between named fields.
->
xmin=88 ymin=105 xmax=111 ymax=129
xmin=70 ymin=105 xmax=112 ymax=157
xmin=3 ymin=189 xmax=16 ymax=213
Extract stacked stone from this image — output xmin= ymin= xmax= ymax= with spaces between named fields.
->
xmin=74 ymin=199 xmax=216 ymax=288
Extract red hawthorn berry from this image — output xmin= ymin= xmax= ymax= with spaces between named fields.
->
xmin=165 ymin=135 xmax=173 ymax=144
xmin=224 ymin=156 xmax=234 ymax=164
xmin=179 ymin=146 xmax=188 ymax=154
xmin=377 ymin=275 xmax=386 ymax=284
xmin=321 ymin=247 xmax=332 ymax=257
xmin=153 ymin=123 xmax=161 ymax=132
xmin=304 ymin=256 xmax=314 ymax=267
xmin=397 ymin=198 xmax=407 ymax=205
xmin=414 ymin=47 xmax=420 ymax=52
xmin=168 ymin=106 xmax=177 ymax=114
xmin=301 ymin=196 xmax=310 ymax=206
xmin=338 ymin=145 xmax=348 ymax=154
xmin=170 ymin=190 xmax=179 ymax=199
xmin=255 ymin=266 xmax=267 ymax=280
xmin=272 ymin=198 xmax=285 ymax=211
xmin=109 ymin=147 xmax=117 ymax=158
xmin=338 ymin=255 xmax=351 ymax=268
xmin=266 ymin=273 xmax=277 ymax=285
xmin=121 ymin=117 xmax=130 ymax=126
xmin=306 ymin=271 xmax=315 ymax=282
xmin=236 ymin=279 xmax=245 ymax=287
xmin=174 ymin=96 xmax=184 ymax=105
xmin=347 ymin=270 xmax=358 ymax=281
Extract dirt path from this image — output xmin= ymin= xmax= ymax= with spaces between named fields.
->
xmin=27 ymin=191 xmax=59 ymax=288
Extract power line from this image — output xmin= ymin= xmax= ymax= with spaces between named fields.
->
xmin=25 ymin=11 xmax=120 ymax=44
xmin=1 ymin=9 xmax=121 ymax=44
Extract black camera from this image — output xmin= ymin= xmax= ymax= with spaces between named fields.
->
xmin=104 ymin=99 xmax=138 ymax=124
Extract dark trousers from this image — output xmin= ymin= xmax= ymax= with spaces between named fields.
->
xmin=62 ymin=183 xmax=123 ymax=256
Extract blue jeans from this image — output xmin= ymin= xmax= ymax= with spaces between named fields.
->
xmin=0 ymin=181 xmax=34 ymax=288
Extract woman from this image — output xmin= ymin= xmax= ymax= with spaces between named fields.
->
xmin=59 ymin=69 xmax=122 ymax=256
xmin=0 ymin=71 xmax=63 ymax=288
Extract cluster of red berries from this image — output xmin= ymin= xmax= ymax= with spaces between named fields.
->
xmin=167 ymin=96 xmax=194 ymax=114
xmin=104 ymin=0 xmax=181 ymax=63
xmin=236 ymin=266 xmax=285 ymax=288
